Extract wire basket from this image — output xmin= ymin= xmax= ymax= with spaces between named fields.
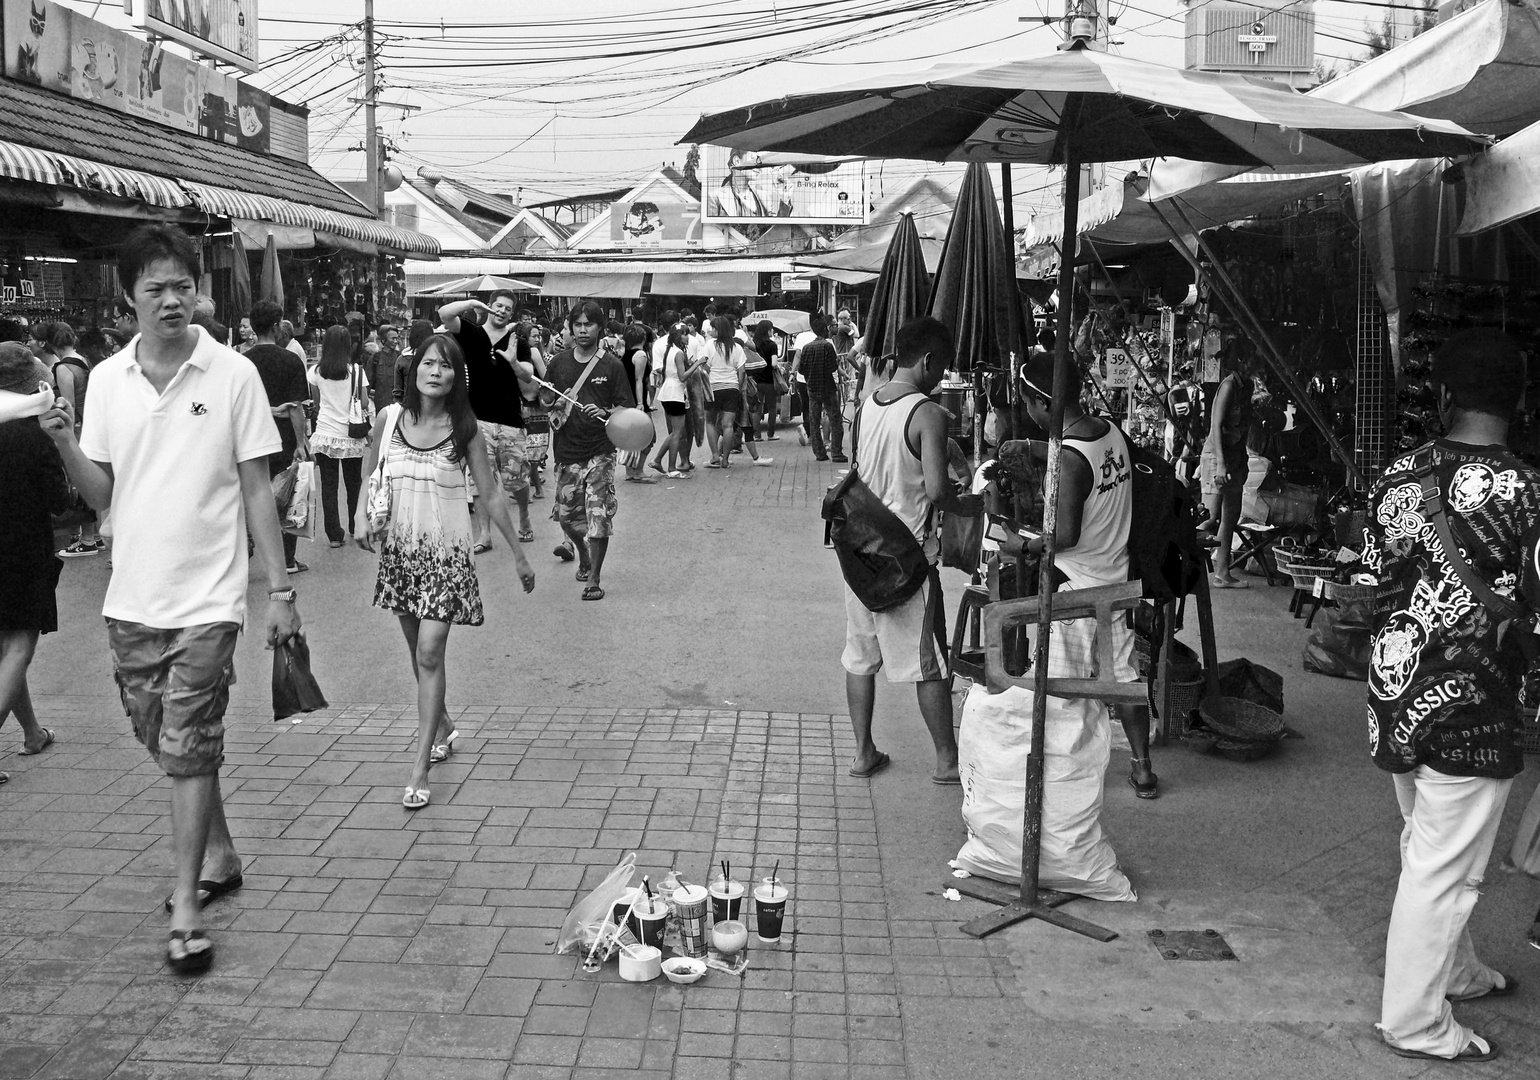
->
xmin=1150 ymin=664 xmax=1207 ymax=736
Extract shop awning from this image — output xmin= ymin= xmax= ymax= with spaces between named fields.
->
xmin=649 ymin=270 xmax=759 ymax=295
xmin=0 ymin=137 xmax=190 ymax=209
xmin=541 ymin=270 xmax=646 ymax=298
xmin=184 ymin=182 xmax=440 ymax=257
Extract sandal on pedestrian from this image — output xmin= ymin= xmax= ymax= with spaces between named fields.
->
xmin=0 ymin=771 xmax=7 ymax=786
xmin=1129 ymin=757 xmax=1159 ymax=799
xmin=402 ymin=787 xmax=430 ymax=810
xmin=849 ymin=751 xmax=891 ymax=779
xmin=473 ymin=543 xmax=493 ymax=554
xmin=163 ymin=874 xmax=244 ymax=913
xmin=1209 ymin=574 xmax=1248 ymax=589
xmin=649 ymin=461 xmax=666 ymax=475
xmin=166 ymin=930 xmax=215 ymax=976
xmin=582 ymin=584 xmax=605 ymax=601
xmin=575 ymin=566 xmax=591 ymax=582
xmin=19 ymin=728 xmax=53 ymax=755
xmin=1448 ymin=974 xmax=1517 ymax=1001
xmin=517 ymin=529 xmax=534 ymax=543
xmin=553 ymin=542 xmax=575 ymax=562
xmin=1388 ymin=1033 xmax=1499 ymax=1062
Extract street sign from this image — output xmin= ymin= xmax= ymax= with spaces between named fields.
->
xmin=777 ymin=275 xmax=812 ymax=293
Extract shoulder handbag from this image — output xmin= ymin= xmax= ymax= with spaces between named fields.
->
xmin=364 ymin=405 xmax=400 ymax=541
xmin=347 ymin=366 xmax=372 ymax=438
xmin=821 ymin=392 xmax=932 ymax=612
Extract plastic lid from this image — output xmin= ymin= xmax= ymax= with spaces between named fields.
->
xmin=673 ymin=884 xmax=708 ymax=904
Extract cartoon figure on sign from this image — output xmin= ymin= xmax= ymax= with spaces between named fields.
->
xmin=73 ymin=38 xmax=119 ymax=101
xmin=14 ymin=0 xmax=47 ymax=85
xmin=621 ymin=201 xmax=663 ymax=247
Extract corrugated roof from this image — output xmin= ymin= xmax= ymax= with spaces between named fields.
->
xmin=0 ymin=77 xmax=368 ymax=218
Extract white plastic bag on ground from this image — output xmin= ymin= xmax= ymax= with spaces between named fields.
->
xmin=954 ymin=683 xmax=1136 ymax=902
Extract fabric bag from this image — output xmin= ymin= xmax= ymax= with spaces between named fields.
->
xmin=1301 ymin=601 xmax=1371 ymax=681
xmin=284 ymin=461 xmax=318 ymax=540
xmin=954 ymin=684 xmax=1136 ymax=901
xmin=347 ymin=366 xmax=371 ymax=438
xmin=821 ymin=467 xmax=930 ymax=612
xmin=548 ymin=352 xmax=603 ymax=432
xmin=272 ymin=634 xmax=328 ymax=721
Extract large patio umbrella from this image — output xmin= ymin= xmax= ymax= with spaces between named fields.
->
xmin=682 ymin=39 xmax=1487 ymax=940
xmin=229 ymin=231 xmax=252 ymax=318
xmin=259 ymin=234 xmax=284 ymax=308
xmin=862 ymin=211 xmax=931 ymax=364
xmin=926 ymin=165 xmax=1032 ymax=381
xmin=419 ymin=274 xmax=541 ymax=296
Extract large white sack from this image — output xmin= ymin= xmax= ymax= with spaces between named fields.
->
xmin=954 ymin=683 xmax=1136 ymax=902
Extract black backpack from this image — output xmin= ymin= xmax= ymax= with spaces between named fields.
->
xmin=1120 ymin=428 xmax=1203 ymax=602
xmin=822 ymin=468 xmax=932 ymax=612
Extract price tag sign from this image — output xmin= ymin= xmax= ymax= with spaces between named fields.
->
xmin=1103 ymin=347 xmax=1134 ymax=388
xmin=1 ymin=286 xmax=14 ymax=305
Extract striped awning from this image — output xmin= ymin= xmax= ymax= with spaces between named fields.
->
xmin=0 ymin=139 xmax=63 ymax=186
xmin=184 ymin=181 xmax=439 ymax=257
xmin=0 ymin=138 xmax=189 ymax=209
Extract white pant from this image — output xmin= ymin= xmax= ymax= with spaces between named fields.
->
xmin=1379 ymin=767 xmax=1512 ymax=1056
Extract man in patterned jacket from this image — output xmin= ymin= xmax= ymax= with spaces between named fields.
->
xmin=1363 ymin=328 xmax=1540 ymax=1063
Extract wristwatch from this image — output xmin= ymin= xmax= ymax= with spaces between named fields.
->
xmin=268 ymin=588 xmax=298 ymax=603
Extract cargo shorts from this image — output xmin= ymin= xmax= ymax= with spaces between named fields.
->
xmin=551 ymin=453 xmax=618 ymax=540
xmin=107 ymin=619 xmax=239 ymax=778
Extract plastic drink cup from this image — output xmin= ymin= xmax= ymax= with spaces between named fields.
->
xmin=672 ymin=884 xmax=711 ymax=958
xmin=628 ymin=894 xmax=668 ymax=949
xmin=611 ymin=887 xmax=641 ymax=930
xmin=753 ymin=880 xmax=789 ymax=942
xmin=709 ymin=879 xmax=745 ymax=923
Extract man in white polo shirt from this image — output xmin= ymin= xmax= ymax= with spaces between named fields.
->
xmin=40 ymin=225 xmax=301 ymax=978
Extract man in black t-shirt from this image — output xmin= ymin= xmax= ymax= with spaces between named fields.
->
xmin=438 ymin=289 xmax=536 ymax=551
xmin=1363 ymin=330 xmax=1540 ymax=1063
xmin=244 ymin=300 xmax=311 ymax=573
xmin=541 ymin=300 xmax=634 ymax=601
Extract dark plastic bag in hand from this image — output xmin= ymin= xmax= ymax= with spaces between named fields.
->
xmin=940 ymin=509 xmax=984 ymax=575
xmin=272 ymin=635 xmax=328 ymax=721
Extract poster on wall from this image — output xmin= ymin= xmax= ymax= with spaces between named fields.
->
xmin=700 ymin=148 xmax=867 ymax=226
xmin=596 ymin=171 xmax=734 ymax=250
xmin=3 ymin=1 xmax=272 ymax=146
xmin=142 ymin=0 xmax=259 ymax=74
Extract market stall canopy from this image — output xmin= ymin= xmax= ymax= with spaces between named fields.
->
xmin=680 ymin=49 xmax=1487 ymax=168
xmin=794 ymin=266 xmax=880 ymax=285
xmin=183 ymin=183 xmax=439 ymax=258
xmin=650 ymin=270 xmax=759 ymax=295
xmin=1089 ymin=169 xmax=1348 ymax=247
xmin=799 ymin=236 xmax=946 ymax=275
xmin=541 ymin=270 xmax=646 ymax=298
xmin=1318 ymin=0 xmax=1540 ymax=136
xmin=1458 ymin=118 xmax=1540 ymax=235
xmin=416 ymin=275 xmax=541 ymax=296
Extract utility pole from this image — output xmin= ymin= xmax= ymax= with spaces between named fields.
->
xmin=363 ymin=0 xmax=381 ymax=215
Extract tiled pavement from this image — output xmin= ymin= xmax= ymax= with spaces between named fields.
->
xmin=0 ymin=697 xmax=1011 ymax=1080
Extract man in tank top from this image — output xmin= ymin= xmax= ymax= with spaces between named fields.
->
xmin=841 ymin=317 xmax=983 ymax=785
xmin=1007 ymin=351 xmax=1159 ymax=799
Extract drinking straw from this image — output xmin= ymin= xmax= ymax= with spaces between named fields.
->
xmin=642 ymin=876 xmax=654 ymax=904
xmin=584 ymin=889 xmax=642 ymax=969
xmin=721 ymin=859 xmax=729 ymax=883
xmin=770 ymin=860 xmax=780 ymax=885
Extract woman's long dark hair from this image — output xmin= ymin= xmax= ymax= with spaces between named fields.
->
xmin=710 ymin=315 xmax=736 ymax=361
xmin=400 ymin=334 xmax=478 ymax=464
xmin=317 ymin=325 xmax=352 ymax=381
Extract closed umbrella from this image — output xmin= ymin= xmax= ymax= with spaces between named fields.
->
xmin=418 ymin=274 xmax=540 ymax=296
xmin=682 ymin=39 xmax=1488 ymax=941
xmin=259 ymin=234 xmax=284 ymax=308
xmin=862 ymin=212 xmax=931 ymax=366
xmin=229 ymin=231 xmax=251 ymax=318
xmin=925 ymin=166 xmax=1031 ymax=380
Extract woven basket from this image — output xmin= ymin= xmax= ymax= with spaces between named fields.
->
xmin=1198 ymin=696 xmax=1286 ymax=744
xmin=1284 ymin=560 xmax=1335 ymax=593
xmin=1323 ymin=580 xmax=1376 ymax=605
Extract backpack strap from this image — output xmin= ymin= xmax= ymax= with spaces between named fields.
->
xmin=1410 ymin=447 xmax=1523 ymax=623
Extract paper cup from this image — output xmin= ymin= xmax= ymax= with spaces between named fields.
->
xmin=753 ymin=881 xmax=789 ymax=942
xmin=627 ymin=894 xmax=668 ymax=948
xmin=610 ymin=887 xmax=641 ymax=931
xmin=709 ymin=879 xmax=745 ymax=923
xmin=672 ymin=884 xmax=710 ymax=958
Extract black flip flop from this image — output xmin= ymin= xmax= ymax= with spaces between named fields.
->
xmin=1129 ymin=774 xmax=1159 ymax=799
xmin=849 ymin=751 xmax=891 ymax=779
xmin=163 ymin=875 xmax=243 ymax=914
xmin=167 ymin=930 xmax=214 ymax=976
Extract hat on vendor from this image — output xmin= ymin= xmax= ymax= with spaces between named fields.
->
xmin=0 ymin=341 xmax=52 ymax=394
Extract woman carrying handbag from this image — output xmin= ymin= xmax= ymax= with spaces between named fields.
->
xmin=307 ymin=325 xmax=373 ymax=547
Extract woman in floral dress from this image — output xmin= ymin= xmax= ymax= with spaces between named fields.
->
xmin=355 ymin=335 xmax=535 ymax=810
